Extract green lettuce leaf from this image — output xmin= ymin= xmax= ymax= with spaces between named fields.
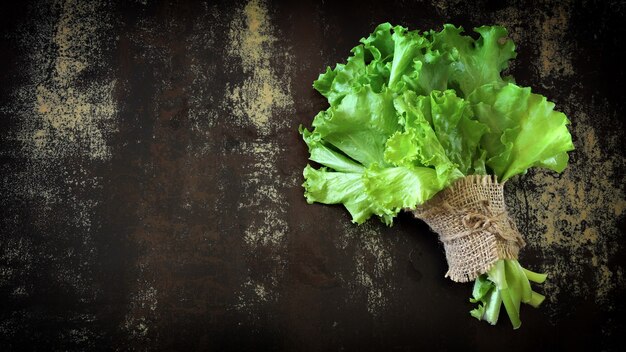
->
xmin=432 ymin=24 xmax=516 ymax=97
xmin=303 ymin=165 xmax=375 ymax=224
xmin=312 ymin=85 xmax=399 ymax=167
xmin=469 ymin=83 xmax=575 ymax=181
xmin=363 ymin=164 xmax=445 ymax=224
xmin=361 ymin=22 xmax=395 ymax=63
xmin=313 ymin=45 xmax=367 ymax=106
xmin=415 ymin=89 xmax=489 ymax=175
xmin=303 ymin=163 xmax=447 ymax=225
xmin=303 ymin=83 xmax=459 ymax=224
xmin=406 ymin=47 xmax=457 ymax=96
xmin=300 ymin=127 xmax=364 ymax=173
xmin=388 ymin=26 xmax=429 ymax=90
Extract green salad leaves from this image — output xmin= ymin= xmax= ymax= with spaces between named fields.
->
xmin=302 ymin=23 xmax=573 ymax=225
xmin=300 ymin=23 xmax=574 ymax=328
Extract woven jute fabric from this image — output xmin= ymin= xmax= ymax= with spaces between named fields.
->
xmin=412 ymin=175 xmax=526 ymax=282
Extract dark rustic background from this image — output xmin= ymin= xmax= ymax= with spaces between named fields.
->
xmin=1 ymin=0 xmax=625 ymax=351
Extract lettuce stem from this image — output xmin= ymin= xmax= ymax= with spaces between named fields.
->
xmin=523 ymin=267 xmax=548 ymax=283
xmin=469 ymin=259 xmax=547 ymax=329
xmin=483 ymin=288 xmax=502 ymax=324
xmin=529 ymin=291 xmax=546 ymax=308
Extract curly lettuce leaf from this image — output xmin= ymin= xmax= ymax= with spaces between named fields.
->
xmin=469 ymin=83 xmax=575 ymax=181
xmin=388 ymin=26 xmax=429 ymax=90
xmin=388 ymin=89 xmax=488 ymax=177
xmin=313 ymin=45 xmax=367 ymax=106
xmin=363 ymin=164 xmax=445 ymax=224
xmin=391 ymin=93 xmax=451 ymax=168
xmin=300 ymin=127 xmax=365 ymax=173
xmin=315 ymin=26 xmax=395 ymax=105
xmin=380 ymin=26 xmax=457 ymax=96
xmin=361 ymin=22 xmax=395 ymax=63
xmin=303 ymin=85 xmax=461 ymax=224
xmin=303 ymin=165 xmax=375 ymax=223
xmin=303 ymin=163 xmax=446 ymax=225
xmin=408 ymin=47 xmax=457 ymax=96
xmin=416 ymin=90 xmax=489 ymax=175
xmin=311 ymin=85 xmax=398 ymax=167
xmin=432 ymin=24 xmax=516 ymax=97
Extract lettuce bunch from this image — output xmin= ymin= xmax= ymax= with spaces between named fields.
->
xmin=300 ymin=23 xmax=574 ymax=327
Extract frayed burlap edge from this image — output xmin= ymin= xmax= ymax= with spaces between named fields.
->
xmin=411 ymin=175 xmax=526 ymax=282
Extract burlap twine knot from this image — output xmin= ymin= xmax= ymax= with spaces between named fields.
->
xmin=411 ymin=175 xmax=526 ymax=282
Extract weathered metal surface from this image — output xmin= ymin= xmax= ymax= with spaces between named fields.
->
xmin=1 ymin=0 xmax=624 ymax=350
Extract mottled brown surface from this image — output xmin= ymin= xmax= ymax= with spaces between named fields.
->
xmin=1 ymin=0 xmax=625 ymax=351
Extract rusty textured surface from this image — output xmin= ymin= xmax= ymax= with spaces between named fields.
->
xmin=1 ymin=0 xmax=625 ymax=350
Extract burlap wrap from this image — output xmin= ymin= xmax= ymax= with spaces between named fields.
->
xmin=412 ymin=175 xmax=526 ymax=282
